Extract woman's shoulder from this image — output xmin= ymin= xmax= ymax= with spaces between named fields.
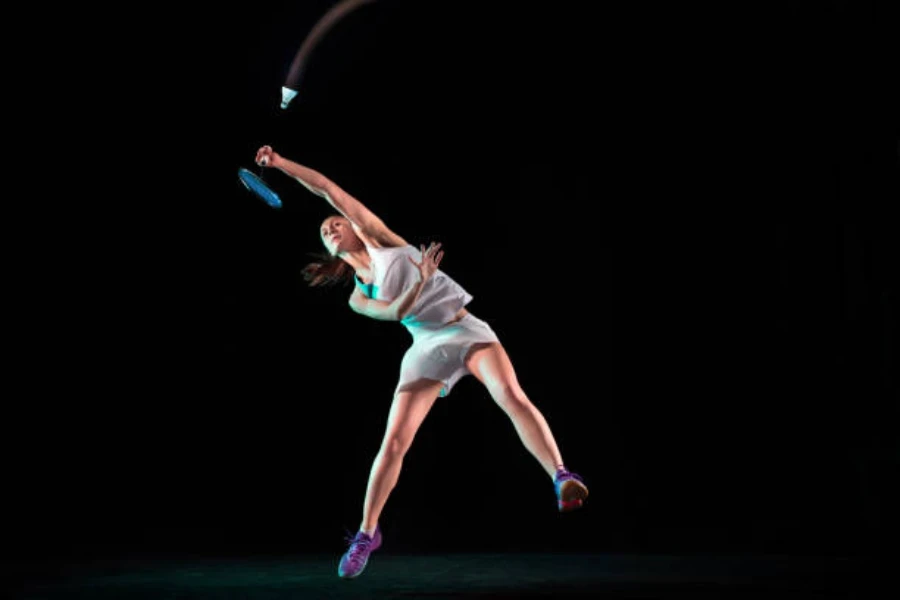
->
xmin=353 ymin=222 xmax=410 ymax=250
xmin=366 ymin=241 xmax=416 ymax=254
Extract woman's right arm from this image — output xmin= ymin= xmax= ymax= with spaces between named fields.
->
xmin=348 ymin=243 xmax=444 ymax=321
xmin=349 ymin=280 xmax=427 ymax=322
xmin=255 ymin=145 xmax=406 ymax=247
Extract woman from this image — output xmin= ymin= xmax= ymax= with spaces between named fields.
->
xmin=254 ymin=145 xmax=589 ymax=579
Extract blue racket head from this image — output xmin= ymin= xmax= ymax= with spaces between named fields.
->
xmin=238 ymin=167 xmax=282 ymax=209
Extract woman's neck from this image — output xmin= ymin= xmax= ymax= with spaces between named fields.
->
xmin=339 ymin=247 xmax=371 ymax=279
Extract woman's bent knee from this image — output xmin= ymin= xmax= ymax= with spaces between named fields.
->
xmin=380 ymin=434 xmax=411 ymax=459
xmin=492 ymin=383 xmax=529 ymax=412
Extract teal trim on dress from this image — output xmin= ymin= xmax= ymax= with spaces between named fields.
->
xmin=354 ymin=275 xmax=377 ymax=299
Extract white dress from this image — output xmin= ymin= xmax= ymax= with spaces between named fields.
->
xmin=355 ymin=243 xmax=499 ymax=397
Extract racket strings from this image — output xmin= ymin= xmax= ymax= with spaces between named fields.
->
xmin=238 ymin=167 xmax=282 ymax=209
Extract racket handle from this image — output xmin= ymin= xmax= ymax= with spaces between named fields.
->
xmin=281 ymin=86 xmax=299 ymax=109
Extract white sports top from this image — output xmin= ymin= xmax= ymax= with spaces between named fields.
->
xmin=355 ymin=243 xmax=473 ymax=331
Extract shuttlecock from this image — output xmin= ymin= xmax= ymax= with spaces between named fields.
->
xmin=281 ymin=86 xmax=299 ymax=109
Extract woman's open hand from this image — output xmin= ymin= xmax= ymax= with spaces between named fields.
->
xmin=409 ymin=242 xmax=443 ymax=281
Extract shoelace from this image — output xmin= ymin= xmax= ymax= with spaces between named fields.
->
xmin=343 ymin=530 xmax=373 ymax=552
xmin=555 ymin=469 xmax=584 ymax=484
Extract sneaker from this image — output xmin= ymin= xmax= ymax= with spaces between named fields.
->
xmin=554 ymin=468 xmax=589 ymax=512
xmin=337 ymin=526 xmax=382 ymax=579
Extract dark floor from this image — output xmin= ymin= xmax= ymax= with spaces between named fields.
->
xmin=8 ymin=553 xmax=881 ymax=599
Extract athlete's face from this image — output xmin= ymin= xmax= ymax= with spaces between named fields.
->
xmin=320 ymin=216 xmax=358 ymax=256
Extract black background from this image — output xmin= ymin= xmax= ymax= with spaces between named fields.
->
xmin=8 ymin=0 xmax=897 ymax=563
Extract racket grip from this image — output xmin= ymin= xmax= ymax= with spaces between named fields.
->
xmin=281 ymin=86 xmax=299 ymax=109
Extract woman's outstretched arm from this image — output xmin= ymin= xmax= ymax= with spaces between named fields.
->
xmin=255 ymin=145 xmax=405 ymax=246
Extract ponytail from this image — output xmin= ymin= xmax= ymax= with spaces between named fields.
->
xmin=301 ymin=253 xmax=354 ymax=287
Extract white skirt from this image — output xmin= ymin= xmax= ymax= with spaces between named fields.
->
xmin=396 ymin=313 xmax=500 ymax=398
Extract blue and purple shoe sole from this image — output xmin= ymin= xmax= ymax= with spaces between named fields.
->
xmin=555 ymin=471 xmax=589 ymax=512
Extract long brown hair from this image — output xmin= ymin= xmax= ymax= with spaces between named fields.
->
xmin=301 ymin=252 xmax=354 ymax=287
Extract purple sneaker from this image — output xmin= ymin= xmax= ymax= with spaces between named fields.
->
xmin=554 ymin=467 xmax=589 ymax=512
xmin=338 ymin=526 xmax=382 ymax=579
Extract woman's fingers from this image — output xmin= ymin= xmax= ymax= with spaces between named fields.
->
xmin=417 ymin=242 xmax=443 ymax=269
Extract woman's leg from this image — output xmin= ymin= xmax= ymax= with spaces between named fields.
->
xmin=359 ymin=378 xmax=444 ymax=533
xmin=465 ymin=342 xmax=565 ymax=479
